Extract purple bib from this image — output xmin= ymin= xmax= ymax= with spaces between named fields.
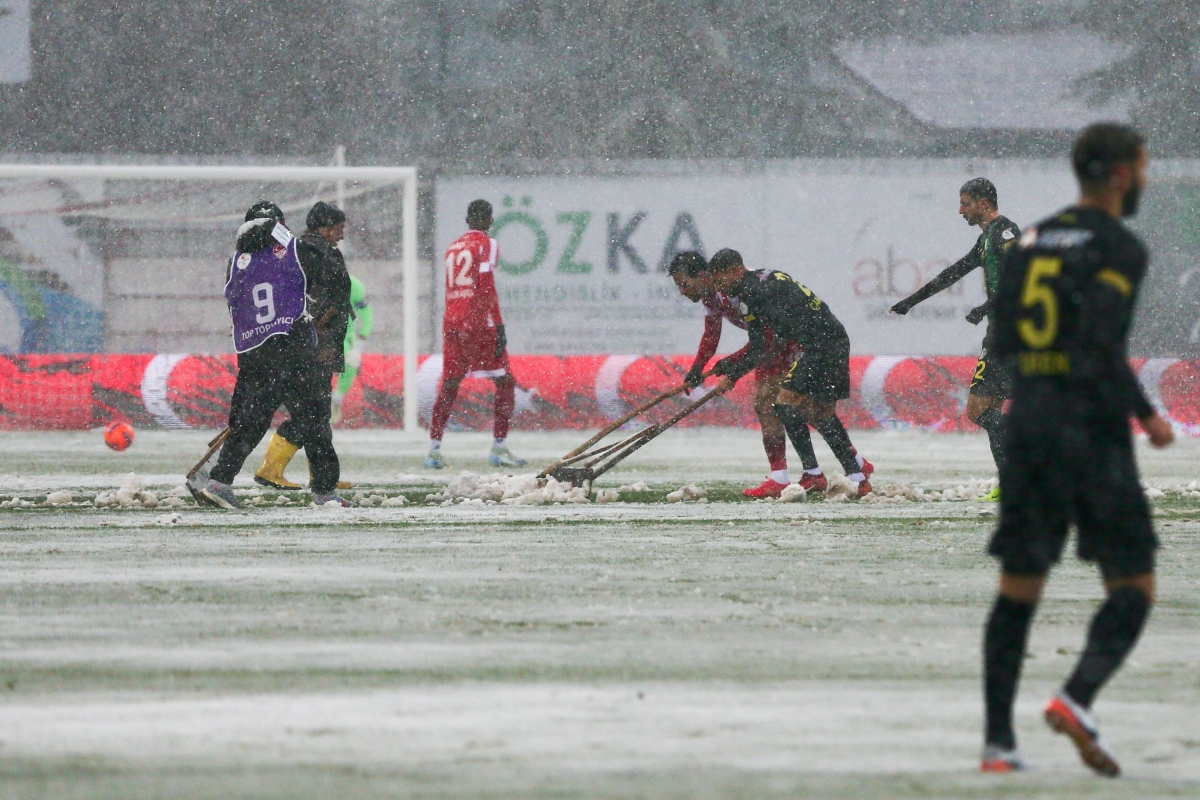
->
xmin=225 ymin=224 xmax=307 ymax=353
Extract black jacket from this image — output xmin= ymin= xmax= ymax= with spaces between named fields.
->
xmin=296 ymin=230 xmax=352 ymax=371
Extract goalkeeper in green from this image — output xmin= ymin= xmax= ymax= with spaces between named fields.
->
xmin=331 ymin=275 xmax=372 ymax=424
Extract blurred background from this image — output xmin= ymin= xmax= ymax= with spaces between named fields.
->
xmin=0 ymin=0 xmax=1198 ymax=360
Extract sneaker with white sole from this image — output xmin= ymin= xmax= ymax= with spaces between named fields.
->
xmin=425 ymin=450 xmax=448 ymax=470
xmin=1044 ymin=692 xmax=1120 ymax=777
xmin=980 ymin=743 xmax=1029 ymax=773
xmin=200 ymin=479 xmax=243 ymax=510
xmin=488 ymin=445 xmax=527 ymax=468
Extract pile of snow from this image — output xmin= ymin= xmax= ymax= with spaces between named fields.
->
xmin=865 ymin=478 xmax=998 ymax=504
xmin=352 ymin=492 xmax=408 ymax=507
xmin=1 ymin=496 xmax=34 ymax=508
xmin=618 ymin=481 xmax=649 ymax=492
xmin=595 ymin=488 xmax=621 ymax=503
xmin=779 ymin=484 xmax=808 ymax=503
xmin=44 ymin=491 xmax=73 ymax=506
xmin=155 ymin=512 xmax=184 ymax=526
xmin=430 ymin=471 xmax=590 ymax=506
xmin=666 ymin=485 xmax=706 ymax=503
xmin=823 ymin=474 xmax=861 ymax=501
xmin=95 ymin=474 xmax=159 ymax=509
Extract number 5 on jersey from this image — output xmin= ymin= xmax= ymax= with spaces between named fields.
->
xmin=1017 ymin=256 xmax=1061 ymax=349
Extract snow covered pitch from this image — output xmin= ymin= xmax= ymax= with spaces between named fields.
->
xmin=1 ymin=428 xmax=1198 ymax=799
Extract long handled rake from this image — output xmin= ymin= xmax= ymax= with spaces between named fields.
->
xmin=185 ymin=427 xmax=230 ymax=506
xmin=543 ymin=384 xmax=726 ymax=488
xmin=539 ymin=369 xmax=715 ymax=481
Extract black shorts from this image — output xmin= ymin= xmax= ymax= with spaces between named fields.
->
xmin=781 ymin=342 xmax=851 ymax=402
xmin=969 ymin=342 xmax=1013 ymax=399
xmin=990 ymin=386 xmax=1156 ymax=580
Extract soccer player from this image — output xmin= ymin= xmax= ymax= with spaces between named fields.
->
xmin=201 ymin=201 xmax=350 ymax=509
xmin=254 ymin=202 xmax=354 ymax=492
xmin=427 ymin=199 xmax=525 ymax=469
xmin=979 ymin=123 xmax=1173 ymax=776
xmin=698 ymin=249 xmax=873 ymax=497
xmin=330 ymin=274 xmax=372 ymax=425
xmin=668 ymin=251 xmax=814 ymax=497
xmin=890 ymin=178 xmax=1021 ymax=495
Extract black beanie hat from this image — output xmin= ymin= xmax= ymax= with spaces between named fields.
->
xmin=307 ymin=201 xmax=346 ymax=230
xmin=245 ymin=200 xmax=285 ymax=225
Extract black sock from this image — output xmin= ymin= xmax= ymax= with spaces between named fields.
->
xmin=984 ymin=594 xmax=1036 ymax=749
xmin=1063 ymin=586 xmax=1151 ymax=708
xmin=975 ymin=406 xmax=1007 ymax=472
xmin=812 ymin=415 xmax=860 ymax=476
xmin=773 ymin=404 xmax=818 ymax=471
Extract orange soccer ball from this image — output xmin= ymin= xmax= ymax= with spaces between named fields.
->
xmin=103 ymin=421 xmax=134 ymax=451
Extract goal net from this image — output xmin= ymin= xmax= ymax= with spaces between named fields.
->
xmin=0 ymin=163 xmax=420 ymax=431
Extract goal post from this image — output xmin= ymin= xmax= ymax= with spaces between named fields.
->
xmin=0 ymin=162 xmax=422 ymax=433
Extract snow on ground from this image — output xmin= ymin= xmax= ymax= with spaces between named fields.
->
xmin=0 ymin=428 xmax=1199 ymax=798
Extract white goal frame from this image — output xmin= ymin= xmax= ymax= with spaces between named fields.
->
xmin=0 ymin=163 xmax=422 ymax=433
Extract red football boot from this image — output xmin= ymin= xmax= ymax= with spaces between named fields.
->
xmin=797 ymin=472 xmax=828 ymax=494
xmin=743 ymin=478 xmax=789 ymax=499
xmin=859 ymin=457 xmax=874 ymax=479
xmin=854 ymin=478 xmax=873 ymax=498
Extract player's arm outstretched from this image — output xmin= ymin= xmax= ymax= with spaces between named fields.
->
xmin=890 ymin=249 xmax=980 ymax=316
xmin=685 ymin=314 xmax=723 ymax=388
xmin=712 ymin=315 xmax=767 ymax=386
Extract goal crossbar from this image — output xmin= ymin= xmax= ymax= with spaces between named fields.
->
xmin=0 ymin=162 xmax=421 ymax=433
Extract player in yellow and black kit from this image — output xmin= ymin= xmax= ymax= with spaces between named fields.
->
xmin=700 ymin=249 xmax=874 ymax=498
xmin=978 ymin=124 xmax=1174 ymax=777
xmin=891 ymin=179 xmax=1020 ymax=490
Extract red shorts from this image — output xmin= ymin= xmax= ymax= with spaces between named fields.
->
xmin=442 ymin=327 xmax=510 ymax=381
xmin=756 ymin=339 xmax=804 ymax=379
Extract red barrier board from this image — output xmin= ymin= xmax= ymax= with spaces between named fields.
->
xmin=1 ymin=354 xmax=1198 ymax=433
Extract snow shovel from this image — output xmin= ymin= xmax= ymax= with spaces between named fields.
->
xmin=539 ymin=367 xmax=717 ymax=481
xmin=185 ymin=427 xmax=230 ymax=506
xmin=545 ymin=384 xmax=727 ymax=488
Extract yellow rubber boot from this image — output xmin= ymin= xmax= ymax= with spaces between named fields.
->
xmin=254 ymin=434 xmax=302 ymax=490
xmin=309 ymin=464 xmax=351 ymax=491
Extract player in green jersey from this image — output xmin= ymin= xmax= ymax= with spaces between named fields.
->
xmin=331 ymin=275 xmax=372 ymax=424
xmin=891 ymin=178 xmax=1020 ymax=495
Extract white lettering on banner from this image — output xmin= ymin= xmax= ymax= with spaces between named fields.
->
xmin=437 ymin=163 xmax=1075 ymax=356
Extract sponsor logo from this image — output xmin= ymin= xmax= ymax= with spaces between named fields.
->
xmin=1036 ymin=229 xmax=1093 ymax=249
xmin=1001 ymin=229 xmax=1015 ymax=240
xmin=236 ymin=253 xmax=252 ymax=270
xmin=273 ymin=244 xmax=287 ymax=258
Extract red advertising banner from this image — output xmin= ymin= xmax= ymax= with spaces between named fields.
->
xmin=1 ymin=354 xmax=1198 ymax=433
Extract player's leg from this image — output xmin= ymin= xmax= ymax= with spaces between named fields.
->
xmin=968 ymin=345 xmax=1011 ymax=500
xmin=206 ymin=352 xmax=285 ymax=508
xmin=488 ymin=349 xmax=525 ymax=468
xmin=744 ymin=372 xmax=791 ymax=498
xmin=428 ymin=332 xmax=468 ymax=469
xmin=980 ymin=569 xmax=1044 ymax=771
xmin=254 ymin=427 xmax=303 ymax=490
xmin=782 ymin=342 xmax=870 ymax=496
xmin=281 ymin=365 xmax=348 ymax=506
xmin=982 ymin=400 xmax=1067 ymax=771
xmin=772 ymin=357 xmax=825 ymax=493
xmin=1044 ymin=436 xmax=1156 ymax=777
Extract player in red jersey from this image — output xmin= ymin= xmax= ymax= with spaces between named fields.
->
xmin=669 ymin=252 xmax=827 ymax=498
xmin=427 ymin=200 xmax=525 ymax=469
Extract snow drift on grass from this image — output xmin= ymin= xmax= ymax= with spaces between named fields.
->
xmin=95 ymin=474 xmax=159 ymax=509
xmin=430 ymin=471 xmax=590 ymax=506
xmin=666 ymin=485 xmax=706 ymax=503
